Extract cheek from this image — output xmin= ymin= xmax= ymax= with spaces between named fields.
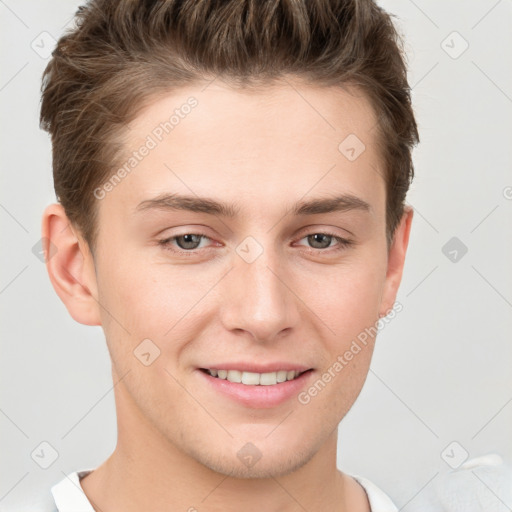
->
xmin=295 ymin=249 xmax=387 ymax=340
xmin=94 ymin=249 xmax=166 ymax=365
xmin=293 ymin=249 xmax=386 ymax=405
xmin=97 ymin=248 xmax=184 ymax=333
xmin=95 ymin=246 xmax=219 ymax=376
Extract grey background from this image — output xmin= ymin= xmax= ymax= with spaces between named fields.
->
xmin=1 ymin=1 xmax=511 ymax=510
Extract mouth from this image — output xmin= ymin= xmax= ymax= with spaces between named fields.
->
xmin=199 ymin=368 xmax=309 ymax=385
xmin=197 ymin=366 xmax=314 ymax=408
xmin=195 ymin=361 xmax=317 ymax=409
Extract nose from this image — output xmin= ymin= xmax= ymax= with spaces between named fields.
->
xmin=219 ymin=245 xmax=300 ymax=344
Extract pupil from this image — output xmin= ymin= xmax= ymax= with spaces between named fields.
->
xmin=178 ymin=234 xmax=201 ymax=249
xmin=309 ymin=233 xmax=331 ymax=249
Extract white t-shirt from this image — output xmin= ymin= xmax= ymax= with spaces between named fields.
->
xmin=46 ymin=468 xmax=398 ymax=512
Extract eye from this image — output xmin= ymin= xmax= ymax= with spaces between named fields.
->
xmin=158 ymin=233 xmax=212 ymax=253
xmin=296 ymin=232 xmax=353 ymax=252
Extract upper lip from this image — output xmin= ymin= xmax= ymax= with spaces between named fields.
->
xmin=199 ymin=362 xmax=313 ymax=373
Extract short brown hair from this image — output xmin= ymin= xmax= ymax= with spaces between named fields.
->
xmin=40 ymin=0 xmax=418 ymax=250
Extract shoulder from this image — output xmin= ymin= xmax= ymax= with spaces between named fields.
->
xmin=349 ymin=474 xmax=398 ymax=512
xmin=50 ymin=469 xmax=96 ymax=511
xmin=23 ymin=469 xmax=96 ymax=512
xmin=16 ymin=493 xmax=58 ymax=512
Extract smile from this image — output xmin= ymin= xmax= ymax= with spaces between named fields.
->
xmin=200 ymin=368 xmax=306 ymax=385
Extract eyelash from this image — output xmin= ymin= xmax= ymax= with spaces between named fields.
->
xmin=157 ymin=231 xmax=353 ymax=256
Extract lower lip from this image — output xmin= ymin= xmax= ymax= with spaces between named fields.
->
xmin=196 ymin=369 xmax=314 ymax=409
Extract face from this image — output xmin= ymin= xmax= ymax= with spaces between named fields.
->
xmin=89 ymin=79 xmax=400 ymax=478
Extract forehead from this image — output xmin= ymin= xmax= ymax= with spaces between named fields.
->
xmin=126 ymin=79 xmax=379 ymax=155
xmin=104 ymin=79 xmax=385 ymax=220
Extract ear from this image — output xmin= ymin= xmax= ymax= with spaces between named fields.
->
xmin=379 ymin=205 xmax=414 ymax=317
xmin=41 ymin=203 xmax=101 ymax=326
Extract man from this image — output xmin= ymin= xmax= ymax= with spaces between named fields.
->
xmin=38 ymin=0 xmax=418 ymax=510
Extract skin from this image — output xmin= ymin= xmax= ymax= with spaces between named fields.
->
xmin=42 ymin=78 xmax=413 ymax=512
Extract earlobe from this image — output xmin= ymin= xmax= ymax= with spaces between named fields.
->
xmin=379 ymin=205 xmax=414 ymax=317
xmin=41 ymin=203 xmax=102 ymax=326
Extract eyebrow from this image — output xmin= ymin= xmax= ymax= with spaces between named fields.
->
xmin=135 ymin=193 xmax=372 ymax=217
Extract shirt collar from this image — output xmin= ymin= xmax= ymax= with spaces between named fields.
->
xmin=50 ymin=468 xmax=397 ymax=512
xmin=51 ymin=469 xmax=96 ymax=512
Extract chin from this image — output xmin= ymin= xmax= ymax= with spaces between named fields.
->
xmin=188 ymin=437 xmax=318 ymax=480
xmin=205 ymin=450 xmax=315 ymax=480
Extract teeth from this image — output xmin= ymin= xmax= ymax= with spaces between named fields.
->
xmin=207 ymin=369 xmax=303 ymax=385
xmin=227 ymin=370 xmax=242 ymax=383
xmin=276 ymin=370 xmax=288 ymax=383
xmin=242 ymin=371 xmax=260 ymax=385
xmin=260 ymin=372 xmax=277 ymax=385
